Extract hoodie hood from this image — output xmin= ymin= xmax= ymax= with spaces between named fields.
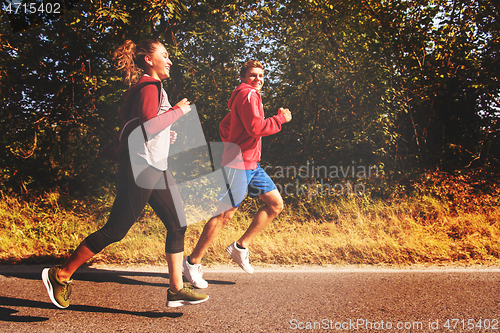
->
xmin=118 ymin=75 xmax=162 ymax=120
xmin=228 ymin=83 xmax=257 ymax=111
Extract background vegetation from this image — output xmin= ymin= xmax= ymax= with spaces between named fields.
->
xmin=2 ymin=170 xmax=499 ymax=265
xmin=0 ymin=0 xmax=499 ymax=265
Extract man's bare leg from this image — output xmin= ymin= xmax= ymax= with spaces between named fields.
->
xmin=237 ymin=189 xmax=283 ymax=248
xmin=188 ymin=206 xmax=238 ymax=265
xmin=225 ymin=189 xmax=284 ymax=273
xmin=189 ymin=189 xmax=283 ymax=264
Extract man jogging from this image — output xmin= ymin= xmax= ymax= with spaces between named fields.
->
xmin=183 ymin=60 xmax=292 ymax=288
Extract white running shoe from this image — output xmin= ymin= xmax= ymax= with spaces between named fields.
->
xmin=226 ymin=241 xmax=254 ymax=274
xmin=182 ymin=257 xmax=208 ymax=289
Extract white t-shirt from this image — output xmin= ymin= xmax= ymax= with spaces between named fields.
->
xmin=128 ymin=86 xmax=172 ymax=172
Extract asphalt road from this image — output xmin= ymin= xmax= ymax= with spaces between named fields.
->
xmin=1 ymin=264 xmax=500 ymax=332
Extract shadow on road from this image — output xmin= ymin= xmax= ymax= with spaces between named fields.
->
xmin=0 ymin=306 xmax=49 ymax=323
xmin=1 ymin=267 xmax=236 ymax=288
xmin=0 ymin=297 xmax=183 ymax=320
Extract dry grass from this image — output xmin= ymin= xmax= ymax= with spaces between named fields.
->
xmin=1 ymin=171 xmax=500 ymax=266
xmin=245 ymin=196 xmax=500 ymax=266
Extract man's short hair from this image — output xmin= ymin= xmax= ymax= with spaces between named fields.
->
xmin=240 ymin=60 xmax=264 ymax=78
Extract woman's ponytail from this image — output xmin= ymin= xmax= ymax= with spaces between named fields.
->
xmin=113 ymin=39 xmax=161 ymax=86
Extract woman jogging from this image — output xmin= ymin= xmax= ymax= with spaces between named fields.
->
xmin=42 ymin=39 xmax=208 ymax=308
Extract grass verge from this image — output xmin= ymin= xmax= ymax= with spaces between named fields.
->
xmin=1 ymin=171 xmax=499 ymax=266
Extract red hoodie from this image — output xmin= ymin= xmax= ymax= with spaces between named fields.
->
xmin=220 ymin=83 xmax=286 ymax=170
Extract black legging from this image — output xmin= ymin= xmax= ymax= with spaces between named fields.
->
xmin=85 ymin=157 xmax=187 ymax=254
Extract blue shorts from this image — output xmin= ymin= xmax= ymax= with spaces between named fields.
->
xmin=218 ymin=165 xmax=277 ymax=207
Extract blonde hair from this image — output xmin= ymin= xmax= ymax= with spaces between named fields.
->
xmin=113 ymin=39 xmax=161 ymax=86
xmin=240 ymin=60 xmax=264 ymax=78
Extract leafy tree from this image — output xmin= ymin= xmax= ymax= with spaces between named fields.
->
xmin=0 ymin=0 xmax=185 ymax=193
xmin=0 ymin=0 xmax=498 ymax=195
xmin=378 ymin=0 xmax=500 ymax=170
xmin=250 ymin=0 xmax=499 ymax=175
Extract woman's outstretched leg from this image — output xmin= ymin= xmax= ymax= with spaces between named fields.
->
xmin=58 ymin=240 xmax=96 ymax=281
xmin=41 ymin=240 xmax=95 ymax=309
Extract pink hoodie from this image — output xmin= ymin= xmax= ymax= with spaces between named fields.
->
xmin=220 ymin=83 xmax=286 ymax=169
